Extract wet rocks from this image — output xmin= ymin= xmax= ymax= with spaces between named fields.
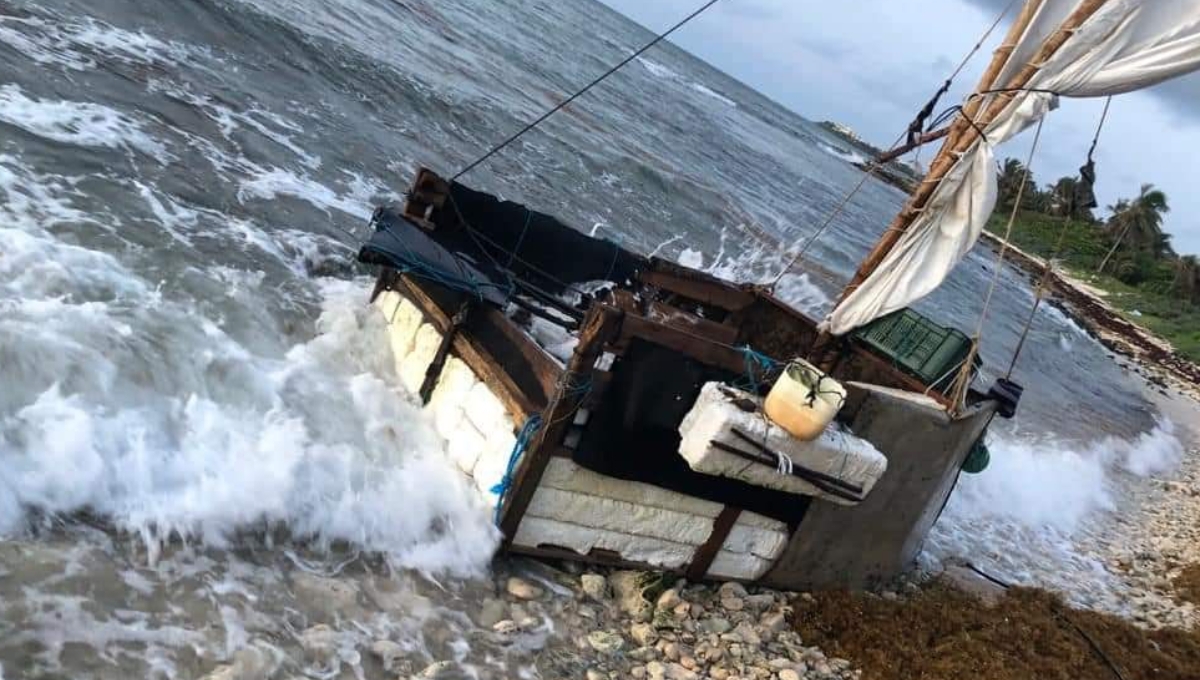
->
xmin=587 ymin=630 xmax=625 ymax=654
xmin=291 ymin=573 xmax=361 ymax=620
xmin=506 ymin=576 xmax=544 ymax=600
xmin=581 ymin=573 xmax=609 ymax=601
xmin=297 ymin=624 xmax=339 ymax=666
xmin=368 ymin=640 xmax=411 ymax=675
xmin=476 ymin=596 xmax=509 ymax=628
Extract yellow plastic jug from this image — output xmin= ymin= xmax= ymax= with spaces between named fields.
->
xmin=763 ymin=359 xmax=847 ymax=441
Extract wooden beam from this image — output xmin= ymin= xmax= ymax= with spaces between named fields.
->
xmin=814 ymin=0 xmax=1104 ymax=369
xmin=617 ymin=314 xmax=746 ymax=375
xmin=687 ymin=506 xmax=743 ymax=581
xmin=841 ymin=0 xmax=1102 ymax=305
xmin=395 ymin=277 xmax=539 ymax=422
xmin=873 ymin=127 xmax=949 ymax=165
xmin=647 ymin=301 xmax=740 ymax=347
xmin=498 ymin=305 xmax=626 ymax=542
xmin=640 ymin=269 xmax=756 ymax=312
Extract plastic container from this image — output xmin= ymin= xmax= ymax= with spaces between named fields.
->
xmin=853 ymin=309 xmax=981 ymax=389
xmin=763 ymin=359 xmax=847 ymax=441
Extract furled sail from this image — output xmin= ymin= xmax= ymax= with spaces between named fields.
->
xmin=824 ymin=0 xmax=1200 ymax=336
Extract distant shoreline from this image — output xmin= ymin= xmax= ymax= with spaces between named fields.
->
xmin=978 ymin=230 xmax=1200 ymax=399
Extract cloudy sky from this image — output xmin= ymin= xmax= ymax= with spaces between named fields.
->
xmin=599 ymin=0 xmax=1200 ymax=253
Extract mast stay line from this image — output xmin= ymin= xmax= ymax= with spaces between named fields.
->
xmin=451 ymin=0 xmax=726 ymax=182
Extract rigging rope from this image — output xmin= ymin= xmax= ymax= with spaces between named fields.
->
xmin=904 ymin=0 xmax=1019 ymax=146
xmin=768 ymin=0 xmax=1018 ymax=289
xmin=451 ymin=0 xmax=726 ymax=182
xmin=949 ymin=117 xmax=1046 ymax=411
xmin=1006 ymin=96 xmax=1113 ymax=378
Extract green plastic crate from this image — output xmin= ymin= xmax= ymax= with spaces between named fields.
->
xmin=853 ymin=309 xmax=981 ymax=388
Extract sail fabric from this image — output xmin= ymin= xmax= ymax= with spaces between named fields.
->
xmin=824 ymin=0 xmax=1200 ymax=336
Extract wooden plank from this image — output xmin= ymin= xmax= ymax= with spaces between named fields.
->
xmin=647 ymin=301 xmax=740 ymax=347
xmin=395 ymin=277 xmax=538 ymax=422
xmin=419 ymin=302 xmax=471 ymax=403
xmin=618 ymin=314 xmax=745 ymax=376
xmin=499 ymin=305 xmax=626 ymax=543
xmin=640 ymin=269 xmax=756 ymax=312
xmin=481 ymin=305 xmax=563 ymax=400
xmin=686 ymin=506 xmax=743 ymax=581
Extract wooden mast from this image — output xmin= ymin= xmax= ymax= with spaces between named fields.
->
xmin=812 ymin=0 xmax=1109 ymax=371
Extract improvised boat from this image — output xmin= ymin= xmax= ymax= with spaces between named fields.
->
xmin=354 ymin=0 xmax=1200 ymax=589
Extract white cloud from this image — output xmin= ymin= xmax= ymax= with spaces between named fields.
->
xmin=600 ymin=0 xmax=1200 ymax=252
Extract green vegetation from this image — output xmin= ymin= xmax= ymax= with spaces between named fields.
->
xmin=986 ymin=159 xmax=1200 ymax=363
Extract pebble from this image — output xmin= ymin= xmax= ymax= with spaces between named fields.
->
xmin=631 ymin=622 xmax=659 ymax=646
xmin=492 ymin=620 xmax=520 ymax=637
xmin=506 ymin=576 xmax=544 ymax=600
xmin=368 ymin=639 xmax=407 ymax=673
xmin=298 ymin=625 xmax=338 ymax=666
xmin=778 ymin=670 xmax=801 ymax=680
xmin=588 ymin=630 xmax=626 ymax=654
xmin=582 ymin=573 xmax=609 ymax=601
xmin=721 ymin=596 xmax=745 ymax=612
xmin=476 ymin=597 xmax=508 ymax=628
xmin=417 ymin=660 xmax=460 ymax=679
xmin=665 ymin=662 xmax=699 ymax=680
xmin=657 ymin=588 xmax=683 ymax=611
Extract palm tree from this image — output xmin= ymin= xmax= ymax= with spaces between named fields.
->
xmin=1047 ymin=176 xmax=1095 ymax=221
xmin=1096 ymin=184 xmax=1171 ymax=275
xmin=1173 ymin=255 xmax=1200 ymax=306
xmin=996 ymin=158 xmax=1039 ymax=210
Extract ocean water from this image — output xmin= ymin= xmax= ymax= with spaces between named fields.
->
xmin=0 ymin=0 xmax=1183 ymax=676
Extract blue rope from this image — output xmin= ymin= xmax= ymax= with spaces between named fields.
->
xmin=735 ymin=346 xmax=782 ymax=395
xmin=490 ymin=414 xmax=544 ymax=524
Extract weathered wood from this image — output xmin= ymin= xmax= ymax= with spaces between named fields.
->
xmin=420 ymin=301 xmax=472 ymax=404
xmin=394 ymin=277 xmax=538 ymax=421
xmin=647 ymin=301 xmax=740 ymax=347
xmin=841 ymin=0 xmax=1101 ymax=305
xmin=641 ymin=269 xmax=756 ymax=312
xmin=815 ymin=0 xmax=1102 ymax=369
xmin=948 ymin=0 xmax=1047 ymax=150
xmin=617 ymin=314 xmax=745 ymax=376
xmin=873 ymin=127 xmax=949 ymax=165
xmin=686 ymin=506 xmax=743 ymax=581
xmin=485 ymin=306 xmax=564 ymax=400
xmin=499 ymin=305 xmax=626 ymax=543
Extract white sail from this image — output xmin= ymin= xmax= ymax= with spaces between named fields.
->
xmin=824 ymin=0 xmax=1200 ymax=336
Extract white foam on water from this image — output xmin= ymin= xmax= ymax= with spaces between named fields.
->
xmin=690 ymin=83 xmax=737 ymax=108
xmin=0 ymin=84 xmax=169 ymax=161
xmin=636 ymin=57 xmax=681 ymax=81
xmin=0 ymin=155 xmax=498 ymax=577
xmin=148 ymin=79 xmax=322 ymax=170
xmin=817 ymin=141 xmax=868 ymax=166
xmin=238 ymin=167 xmax=397 ymax=220
xmin=0 ymin=13 xmax=200 ymax=72
xmin=927 ymin=418 xmax=1184 ymax=612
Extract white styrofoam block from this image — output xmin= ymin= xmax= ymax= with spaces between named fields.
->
xmin=472 ymin=428 xmax=517 ymax=507
xmin=429 ymin=358 xmax=478 ymax=440
xmin=513 ymin=517 xmax=775 ymax=580
xmin=463 ymin=381 xmax=510 ymax=437
xmin=722 ymin=523 xmax=790 ymax=560
xmin=399 ymin=323 xmax=443 ymax=395
xmin=679 ymin=382 xmax=888 ymax=506
xmin=514 ymin=516 xmax=693 ymax=570
xmin=517 ymin=459 xmax=790 ymax=581
xmin=708 ymin=549 xmax=774 ymax=581
xmin=377 ymin=294 xmax=423 ymax=366
xmin=447 ymin=418 xmax=488 ymax=476
xmin=527 ymin=487 xmax=716 ymax=545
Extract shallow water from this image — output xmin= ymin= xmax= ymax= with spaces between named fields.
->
xmin=0 ymin=0 xmax=1184 ymax=675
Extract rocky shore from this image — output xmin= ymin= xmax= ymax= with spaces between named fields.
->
xmin=429 ymin=564 xmax=862 ymax=680
xmin=980 ymin=231 xmax=1200 ymax=400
